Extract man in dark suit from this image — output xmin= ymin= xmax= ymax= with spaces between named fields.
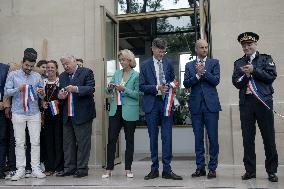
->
xmin=232 ymin=32 xmax=278 ymax=182
xmin=57 ymin=54 xmax=95 ymax=178
xmin=140 ymin=38 xmax=182 ymax=180
xmin=0 ymin=63 xmax=9 ymax=179
xmin=183 ymin=39 xmax=221 ymax=179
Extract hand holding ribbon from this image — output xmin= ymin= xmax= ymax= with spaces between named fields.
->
xmin=115 ymin=84 xmax=125 ymax=92
xmin=58 ymin=88 xmax=68 ymax=99
xmin=21 ymin=84 xmax=36 ymax=112
xmin=65 ymin=85 xmax=77 ymax=93
xmin=36 ymin=81 xmax=45 ymax=96
xmin=164 ymin=79 xmax=178 ymax=117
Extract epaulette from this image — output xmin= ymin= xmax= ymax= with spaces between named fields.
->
xmin=259 ymin=53 xmax=272 ymax=61
xmin=259 ymin=53 xmax=271 ymax=58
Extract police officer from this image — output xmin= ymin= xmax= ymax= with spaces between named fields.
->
xmin=232 ymin=32 xmax=278 ymax=182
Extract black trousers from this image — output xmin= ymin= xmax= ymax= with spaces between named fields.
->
xmin=6 ymin=119 xmax=16 ymax=171
xmin=240 ymin=95 xmax=278 ymax=174
xmin=44 ymin=115 xmax=64 ymax=172
xmin=106 ymin=106 xmax=136 ymax=170
xmin=0 ymin=110 xmax=8 ymax=173
xmin=25 ymin=128 xmax=31 ymax=171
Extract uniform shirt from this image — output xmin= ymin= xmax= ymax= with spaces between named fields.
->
xmin=4 ymin=69 xmax=44 ymax=115
xmin=245 ymin=52 xmax=256 ymax=94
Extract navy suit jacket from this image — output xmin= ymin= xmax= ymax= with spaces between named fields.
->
xmin=59 ymin=67 xmax=96 ymax=125
xmin=0 ymin=63 xmax=9 ymax=102
xmin=183 ymin=58 xmax=221 ymax=114
xmin=139 ymin=57 xmax=175 ymax=113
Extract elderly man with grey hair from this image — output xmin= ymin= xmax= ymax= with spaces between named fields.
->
xmin=56 ymin=54 xmax=96 ymax=178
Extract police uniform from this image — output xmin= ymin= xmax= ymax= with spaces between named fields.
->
xmin=232 ymin=32 xmax=278 ymax=182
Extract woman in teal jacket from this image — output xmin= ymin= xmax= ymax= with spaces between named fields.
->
xmin=102 ymin=49 xmax=139 ymax=178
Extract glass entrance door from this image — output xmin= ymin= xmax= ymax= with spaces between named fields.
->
xmin=101 ymin=6 xmax=121 ymax=167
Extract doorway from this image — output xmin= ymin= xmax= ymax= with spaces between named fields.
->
xmin=101 ymin=6 xmax=121 ymax=168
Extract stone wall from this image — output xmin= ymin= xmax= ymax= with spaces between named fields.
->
xmin=210 ymin=0 xmax=284 ymax=164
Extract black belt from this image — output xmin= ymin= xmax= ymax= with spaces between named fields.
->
xmin=245 ymin=93 xmax=253 ymax=96
xmin=155 ymin=95 xmax=163 ymax=100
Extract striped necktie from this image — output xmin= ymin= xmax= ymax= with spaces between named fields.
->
xmin=158 ymin=61 xmax=165 ymax=85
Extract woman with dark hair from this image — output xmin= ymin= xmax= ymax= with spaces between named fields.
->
xmin=41 ymin=60 xmax=64 ymax=176
xmin=36 ymin=60 xmax=48 ymax=78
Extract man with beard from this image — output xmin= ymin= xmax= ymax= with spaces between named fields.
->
xmin=4 ymin=48 xmax=46 ymax=181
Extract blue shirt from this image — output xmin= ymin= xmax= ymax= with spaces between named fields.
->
xmin=4 ymin=69 xmax=44 ymax=115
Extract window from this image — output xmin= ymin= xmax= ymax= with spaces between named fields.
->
xmin=118 ymin=0 xmax=192 ymax=15
xmin=118 ymin=1 xmax=201 ymax=126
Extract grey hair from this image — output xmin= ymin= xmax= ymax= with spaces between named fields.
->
xmin=60 ymin=54 xmax=76 ymax=63
xmin=118 ymin=49 xmax=136 ymax=68
xmin=152 ymin=38 xmax=167 ymax=49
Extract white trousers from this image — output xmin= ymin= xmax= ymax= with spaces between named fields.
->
xmin=12 ymin=113 xmax=41 ymax=170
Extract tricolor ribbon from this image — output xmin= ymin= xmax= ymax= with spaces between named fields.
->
xmin=22 ymin=85 xmax=36 ymax=112
xmin=68 ymin=93 xmax=74 ymax=117
xmin=49 ymin=100 xmax=60 ymax=116
xmin=116 ymin=90 xmax=125 ymax=105
xmin=164 ymin=80 xmax=178 ymax=117
xmin=247 ymin=78 xmax=284 ymax=118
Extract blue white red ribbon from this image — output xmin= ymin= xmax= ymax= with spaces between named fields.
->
xmin=49 ymin=100 xmax=60 ymax=116
xmin=247 ymin=78 xmax=284 ymax=118
xmin=116 ymin=90 xmax=124 ymax=105
xmin=68 ymin=93 xmax=74 ymax=117
xmin=22 ymin=84 xmax=36 ymax=112
xmin=164 ymin=80 xmax=178 ymax=117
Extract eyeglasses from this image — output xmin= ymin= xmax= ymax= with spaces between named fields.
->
xmin=154 ymin=48 xmax=167 ymax=55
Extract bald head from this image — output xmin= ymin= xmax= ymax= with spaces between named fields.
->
xmin=195 ymin=39 xmax=208 ymax=59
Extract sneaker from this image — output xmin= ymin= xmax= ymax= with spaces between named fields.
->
xmin=11 ymin=169 xmax=25 ymax=181
xmin=5 ymin=171 xmax=16 ymax=180
xmin=32 ymin=168 xmax=46 ymax=179
xmin=125 ymin=170 xmax=134 ymax=178
xmin=102 ymin=170 xmax=112 ymax=179
xmin=25 ymin=169 xmax=32 ymax=178
xmin=0 ymin=172 xmax=5 ymax=179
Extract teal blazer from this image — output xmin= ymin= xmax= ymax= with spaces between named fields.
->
xmin=107 ymin=69 xmax=139 ymax=121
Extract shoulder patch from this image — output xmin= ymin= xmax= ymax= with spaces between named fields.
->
xmin=269 ymin=61 xmax=275 ymax=66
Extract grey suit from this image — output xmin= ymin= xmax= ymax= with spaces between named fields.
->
xmin=59 ymin=67 xmax=96 ymax=174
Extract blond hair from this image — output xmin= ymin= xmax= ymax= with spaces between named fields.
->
xmin=118 ymin=49 xmax=136 ymax=68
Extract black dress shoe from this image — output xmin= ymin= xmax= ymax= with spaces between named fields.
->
xmin=162 ymin=171 xmax=183 ymax=180
xmin=73 ymin=171 xmax=88 ymax=178
xmin=56 ymin=170 xmax=75 ymax=177
xmin=268 ymin=173 xmax=278 ymax=182
xmin=144 ymin=171 xmax=159 ymax=180
xmin=191 ymin=169 xmax=206 ymax=177
xmin=207 ymin=170 xmax=216 ymax=179
xmin=241 ymin=172 xmax=256 ymax=180
xmin=0 ymin=172 xmax=5 ymax=179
